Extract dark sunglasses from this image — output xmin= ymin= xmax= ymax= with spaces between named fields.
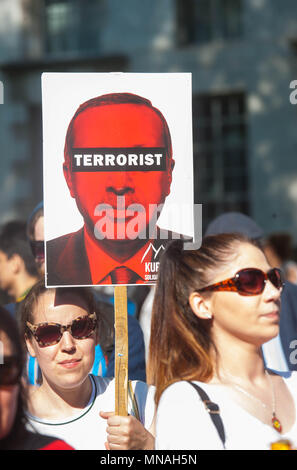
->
xmin=26 ymin=313 xmax=97 ymax=347
xmin=198 ymin=267 xmax=284 ymax=296
xmin=0 ymin=356 xmax=22 ymax=386
xmin=30 ymin=240 xmax=45 ymax=261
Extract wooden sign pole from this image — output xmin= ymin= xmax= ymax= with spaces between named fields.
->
xmin=114 ymin=285 xmax=128 ymax=416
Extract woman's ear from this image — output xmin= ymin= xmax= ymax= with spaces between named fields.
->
xmin=10 ymin=253 xmax=23 ymax=275
xmin=189 ymin=292 xmax=213 ymax=320
xmin=25 ymin=334 xmax=36 ymax=358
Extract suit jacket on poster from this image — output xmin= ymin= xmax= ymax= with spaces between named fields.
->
xmin=46 ymin=227 xmax=188 ymax=286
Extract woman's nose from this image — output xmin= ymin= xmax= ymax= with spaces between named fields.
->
xmin=264 ymin=279 xmax=282 ymax=301
xmin=59 ymin=331 xmax=76 ymax=351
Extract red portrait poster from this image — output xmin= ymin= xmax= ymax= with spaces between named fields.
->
xmin=42 ymin=73 xmax=194 ymax=287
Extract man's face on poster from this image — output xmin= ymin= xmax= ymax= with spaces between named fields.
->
xmin=64 ymin=103 xmax=174 ymax=242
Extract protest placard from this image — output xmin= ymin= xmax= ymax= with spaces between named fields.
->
xmin=42 ymin=72 xmax=194 ymax=287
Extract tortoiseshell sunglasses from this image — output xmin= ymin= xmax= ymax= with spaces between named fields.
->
xmin=198 ymin=268 xmax=284 ymax=296
xmin=26 ymin=312 xmax=97 ymax=347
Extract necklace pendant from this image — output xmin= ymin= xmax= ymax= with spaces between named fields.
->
xmin=272 ymin=414 xmax=282 ymax=433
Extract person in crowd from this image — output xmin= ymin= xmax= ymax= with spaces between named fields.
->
xmin=205 ymin=211 xmax=297 ymax=372
xmin=21 ymin=280 xmax=155 ymax=450
xmin=147 ymin=234 xmax=297 ymax=450
xmin=0 ymin=221 xmax=39 ymax=319
xmin=0 ymin=305 xmax=73 ymax=450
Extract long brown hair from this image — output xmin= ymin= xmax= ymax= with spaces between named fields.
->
xmin=147 ymin=233 xmax=259 ymax=405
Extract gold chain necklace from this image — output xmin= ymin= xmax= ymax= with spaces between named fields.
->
xmin=224 ymin=369 xmax=282 ymax=433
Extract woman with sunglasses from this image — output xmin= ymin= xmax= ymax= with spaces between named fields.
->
xmin=0 ymin=306 xmax=73 ymax=449
xmin=147 ymin=233 xmax=297 ymax=450
xmin=21 ymin=280 xmax=155 ymax=450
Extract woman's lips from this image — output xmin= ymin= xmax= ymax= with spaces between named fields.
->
xmin=261 ymin=310 xmax=280 ymax=320
xmin=59 ymin=359 xmax=81 ymax=369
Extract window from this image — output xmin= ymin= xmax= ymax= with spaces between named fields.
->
xmin=219 ymin=0 xmax=243 ymax=39
xmin=44 ymin=0 xmax=105 ymax=54
xmin=176 ymin=0 xmax=243 ymax=46
xmin=192 ymin=92 xmax=249 ymax=231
